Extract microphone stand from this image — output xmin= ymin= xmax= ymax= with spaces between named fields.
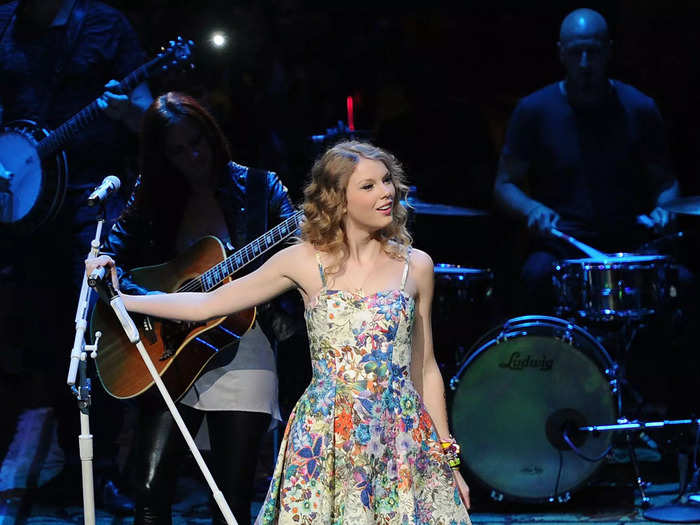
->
xmin=65 ymin=204 xmax=106 ymax=525
xmin=89 ymin=276 xmax=238 ymax=525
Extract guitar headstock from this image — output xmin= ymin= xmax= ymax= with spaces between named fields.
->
xmin=157 ymin=36 xmax=195 ymax=73
xmin=115 ymin=37 xmax=195 ymax=95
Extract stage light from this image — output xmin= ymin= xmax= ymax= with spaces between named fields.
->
xmin=210 ymin=31 xmax=227 ymax=48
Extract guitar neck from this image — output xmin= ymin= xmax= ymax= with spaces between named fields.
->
xmin=35 ymin=57 xmax=161 ymax=160
xmin=195 ymin=210 xmax=304 ymax=292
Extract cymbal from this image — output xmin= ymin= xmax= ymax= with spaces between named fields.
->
xmin=402 ymin=198 xmax=488 ymax=217
xmin=660 ymin=196 xmax=700 ymax=215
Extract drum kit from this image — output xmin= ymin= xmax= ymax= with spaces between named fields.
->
xmin=412 ymin=196 xmax=700 ymax=520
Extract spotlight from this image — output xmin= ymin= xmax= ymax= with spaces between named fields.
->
xmin=210 ymin=31 xmax=227 ymax=48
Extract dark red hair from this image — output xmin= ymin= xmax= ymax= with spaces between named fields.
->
xmin=131 ymin=92 xmax=232 ymax=237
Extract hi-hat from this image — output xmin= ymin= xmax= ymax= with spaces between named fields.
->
xmin=661 ymin=196 xmax=700 ymax=215
xmin=402 ymin=198 xmax=488 ymax=217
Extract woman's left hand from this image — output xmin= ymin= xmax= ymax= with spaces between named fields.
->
xmin=454 ymin=470 xmax=471 ymax=510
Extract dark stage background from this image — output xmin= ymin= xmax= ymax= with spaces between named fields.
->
xmin=92 ymin=0 xmax=700 ymax=419
xmin=0 ymin=0 xmax=699 ymax=516
xmin=1 ymin=0 xmax=698 ymax=415
xmin=0 ymin=0 xmax=698 ymax=399
xmin=104 ymin=0 xmax=700 ymax=200
xmin=107 ymin=0 xmax=700 ymax=269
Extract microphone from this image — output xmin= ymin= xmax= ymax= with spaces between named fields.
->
xmin=87 ymin=175 xmax=121 ymax=207
xmin=545 ymin=408 xmax=588 ymax=450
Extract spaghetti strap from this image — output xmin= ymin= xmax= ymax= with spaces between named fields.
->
xmin=400 ymin=247 xmax=412 ymax=291
xmin=315 ymin=252 xmax=327 ymax=290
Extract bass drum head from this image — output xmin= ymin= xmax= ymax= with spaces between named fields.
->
xmin=450 ymin=316 xmax=617 ymax=502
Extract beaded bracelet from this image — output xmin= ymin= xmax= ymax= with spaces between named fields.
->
xmin=440 ymin=438 xmax=461 ymax=469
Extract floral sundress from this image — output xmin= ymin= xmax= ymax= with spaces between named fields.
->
xmin=256 ymin=252 xmax=471 ymax=524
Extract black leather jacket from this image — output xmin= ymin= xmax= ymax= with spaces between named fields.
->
xmin=100 ymin=161 xmax=299 ymax=343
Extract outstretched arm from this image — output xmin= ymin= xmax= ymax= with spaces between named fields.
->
xmin=87 ymin=245 xmax=301 ymax=322
xmin=409 ymin=249 xmax=470 ymax=509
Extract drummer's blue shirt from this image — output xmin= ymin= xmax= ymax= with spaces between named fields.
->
xmin=501 ymin=80 xmax=675 ymax=243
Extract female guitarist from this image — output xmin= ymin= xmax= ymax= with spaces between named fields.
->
xmin=100 ymin=92 xmax=295 ymax=524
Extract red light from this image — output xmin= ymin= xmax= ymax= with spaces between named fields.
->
xmin=346 ymin=96 xmax=355 ymax=131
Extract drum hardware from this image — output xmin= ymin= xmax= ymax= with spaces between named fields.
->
xmin=403 ymin=185 xmax=489 ymax=217
xmin=573 ymin=418 xmax=700 ymax=520
xmin=579 ymin=418 xmax=700 ymax=433
xmin=404 ymin=196 xmax=489 ymax=217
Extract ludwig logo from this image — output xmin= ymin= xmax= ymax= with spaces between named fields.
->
xmin=499 ymin=352 xmax=553 ymax=371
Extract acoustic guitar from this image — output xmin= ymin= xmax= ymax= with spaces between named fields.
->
xmin=90 ymin=209 xmax=304 ymax=401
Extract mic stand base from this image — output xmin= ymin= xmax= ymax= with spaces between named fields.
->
xmin=74 ymin=358 xmax=96 ymax=525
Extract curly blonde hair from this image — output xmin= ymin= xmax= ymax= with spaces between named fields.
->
xmin=301 ymin=141 xmax=412 ymax=273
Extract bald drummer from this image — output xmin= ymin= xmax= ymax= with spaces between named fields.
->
xmin=493 ymin=8 xmax=680 ymax=313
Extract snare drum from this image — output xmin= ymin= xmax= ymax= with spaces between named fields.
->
xmin=553 ymin=253 xmax=677 ymax=321
xmin=450 ymin=316 xmax=617 ymax=503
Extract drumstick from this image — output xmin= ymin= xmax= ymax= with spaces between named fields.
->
xmin=550 ymin=228 xmax=607 ymax=258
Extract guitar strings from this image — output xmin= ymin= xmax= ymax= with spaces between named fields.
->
xmin=176 ymin=218 xmax=299 ymax=293
xmin=174 ymin=211 xmax=303 ymax=294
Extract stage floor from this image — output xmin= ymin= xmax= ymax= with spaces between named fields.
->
xmin=0 ymin=484 xmax=692 ymax=524
xmin=0 ymin=407 xmax=696 ymax=524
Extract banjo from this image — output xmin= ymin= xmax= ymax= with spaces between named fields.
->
xmin=0 ymin=37 xmax=194 ymax=236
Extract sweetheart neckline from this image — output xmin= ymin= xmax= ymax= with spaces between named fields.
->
xmin=305 ymin=288 xmax=414 ymax=311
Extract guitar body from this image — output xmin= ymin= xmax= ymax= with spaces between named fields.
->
xmin=0 ymin=120 xmax=68 ymax=234
xmin=91 ymin=236 xmax=255 ymax=401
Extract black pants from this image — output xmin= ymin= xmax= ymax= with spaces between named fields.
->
xmin=129 ymin=403 xmax=270 ymax=525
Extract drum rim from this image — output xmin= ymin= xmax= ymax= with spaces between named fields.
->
xmin=451 ymin=315 xmax=614 ymax=381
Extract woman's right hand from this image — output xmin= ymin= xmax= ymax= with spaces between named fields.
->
xmin=85 ymin=254 xmax=120 ymax=291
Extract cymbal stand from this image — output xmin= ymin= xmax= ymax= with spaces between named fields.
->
xmin=578 ymin=316 xmax=658 ymax=508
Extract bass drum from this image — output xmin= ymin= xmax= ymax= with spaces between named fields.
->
xmin=449 ymin=316 xmax=617 ymax=503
